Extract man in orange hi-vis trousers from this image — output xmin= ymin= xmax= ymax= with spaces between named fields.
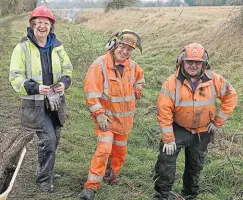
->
xmin=153 ymin=43 xmax=237 ymax=200
xmin=79 ymin=29 xmax=145 ymax=200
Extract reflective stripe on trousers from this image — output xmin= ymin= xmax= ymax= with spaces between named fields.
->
xmin=84 ymin=130 xmax=128 ymax=190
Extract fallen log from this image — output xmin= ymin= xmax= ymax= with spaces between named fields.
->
xmin=0 ymin=127 xmax=33 ymax=193
xmin=0 ymin=147 xmax=26 ymax=200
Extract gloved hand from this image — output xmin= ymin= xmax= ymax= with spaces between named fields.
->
xmin=51 ymin=82 xmax=65 ymax=95
xmin=46 ymin=92 xmax=61 ymax=111
xmin=207 ymin=122 xmax=217 ymax=133
xmin=163 ymin=141 xmax=177 ymax=156
xmin=96 ymin=114 xmax=112 ymax=132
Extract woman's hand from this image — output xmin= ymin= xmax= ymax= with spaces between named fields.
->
xmin=53 ymin=82 xmax=65 ymax=93
xmin=39 ymin=85 xmax=52 ymax=95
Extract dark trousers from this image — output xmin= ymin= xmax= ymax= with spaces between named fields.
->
xmin=153 ymin=123 xmax=210 ymax=199
xmin=36 ymin=111 xmax=61 ymax=184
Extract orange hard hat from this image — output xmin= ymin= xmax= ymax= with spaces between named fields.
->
xmin=183 ymin=43 xmax=207 ymax=62
xmin=29 ymin=5 xmax=55 ymax=24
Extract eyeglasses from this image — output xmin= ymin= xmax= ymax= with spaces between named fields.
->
xmin=117 ymin=44 xmax=133 ymax=53
xmin=35 ymin=20 xmax=51 ymax=27
xmin=185 ymin=61 xmax=203 ymax=66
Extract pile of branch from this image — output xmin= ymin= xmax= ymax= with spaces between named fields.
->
xmin=0 ymin=128 xmax=33 ymax=193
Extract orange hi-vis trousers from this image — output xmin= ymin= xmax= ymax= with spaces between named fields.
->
xmin=84 ymin=130 xmax=128 ymax=191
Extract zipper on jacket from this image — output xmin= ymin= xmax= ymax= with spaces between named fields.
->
xmin=185 ymin=80 xmax=196 ymax=134
xmin=113 ymin=67 xmax=118 ymax=78
xmin=192 ymin=84 xmax=202 ymax=142
xmin=121 ymin=72 xmax=126 ymax=134
xmin=113 ymin=65 xmax=126 ymax=134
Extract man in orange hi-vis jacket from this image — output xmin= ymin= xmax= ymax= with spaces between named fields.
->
xmin=79 ymin=29 xmax=145 ymax=200
xmin=153 ymin=43 xmax=237 ymax=200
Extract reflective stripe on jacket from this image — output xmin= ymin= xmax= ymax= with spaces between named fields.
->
xmin=9 ymin=38 xmax=73 ymax=99
xmin=158 ymin=68 xmax=237 ymax=144
xmin=9 ymin=38 xmax=72 ymax=128
xmin=84 ymin=51 xmax=145 ymax=135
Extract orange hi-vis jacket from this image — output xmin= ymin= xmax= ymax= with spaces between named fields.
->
xmin=158 ymin=67 xmax=237 ymax=144
xmin=84 ymin=51 xmax=145 ymax=135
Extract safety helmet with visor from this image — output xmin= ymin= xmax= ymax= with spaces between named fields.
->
xmin=105 ymin=29 xmax=142 ymax=54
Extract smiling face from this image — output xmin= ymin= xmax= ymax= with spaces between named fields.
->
xmin=33 ymin=17 xmax=51 ymax=41
xmin=183 ymin=60 xmax=203 ymax=77
xmin=113 ymin=43 xmax=133 ymax=64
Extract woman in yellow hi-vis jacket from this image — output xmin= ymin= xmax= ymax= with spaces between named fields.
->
xmin=9 ymin=5 xmax=73 ymax=193
xmin=79 ymin=30 xmax=145 ymax=200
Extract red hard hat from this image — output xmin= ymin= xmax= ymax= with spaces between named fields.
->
xmin=29 ymin=5 xmax=55 ymax=24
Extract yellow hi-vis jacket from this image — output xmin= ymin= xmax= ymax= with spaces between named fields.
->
xmin=158 ymin=68 xmax=237 ymax=144
xmin=84 ymin=51 xmax=145 ymax=135
xmin=9 ymin=38 xmax=72 ymax=100
xmin=9 ymin=38 xmax=73 ymax=128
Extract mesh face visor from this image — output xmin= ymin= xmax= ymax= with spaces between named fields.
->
xmin=117 ymin=31 xmax=142 ymax=54
xmin=119 ymin=35 xmax=137 ymax=48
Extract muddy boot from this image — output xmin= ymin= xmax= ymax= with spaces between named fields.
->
xmin=181 ymin=192 xmax=197 ymax=200
xmin=104 ymin=168 xmax=119 ymax=185
xmin=182 ymin=195 xmax=196 ymax=200
xmin=103 ymin=172 xmax=119 ymax=185
xmin=38 ymin=182 xmax=54 ymax=193
xmin=79 ymin=188 xmax=96 ymax=200
xmin=152 ymin=192 xmax=169 ymax=200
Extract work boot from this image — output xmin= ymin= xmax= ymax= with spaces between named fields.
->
xmin=38 ymin=181 xmax=54 ymax=193
xmin=103 ymin=169 xmax=119 ymax=185
xmin=79 ymin=188 xmax=96 ymax=200
xmin=181 ymin=192 xmax=197 ymax=200
xmin=182 ymin=196 xmax=196 ymax=200
xmin=152 ymin=192 xmax=168 ymax=200
xmin=181 ymin=191 xmax=197 ymax=200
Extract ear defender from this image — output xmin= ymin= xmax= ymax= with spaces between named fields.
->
xmin=175 ymin=49 xmax=210 ymax=69
xmin=204 ymin=50 xmax=210 ymax=69
xmin=175 ymin=50 xmax=186 ymax=68
xmin=105 ymin=40 xmax=116 ymax=51
xmin=105 ymin=32 xmax=119 ymax=51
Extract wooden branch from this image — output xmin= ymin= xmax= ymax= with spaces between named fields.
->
xmin=0 ymin=129 xmax=33 ymax=192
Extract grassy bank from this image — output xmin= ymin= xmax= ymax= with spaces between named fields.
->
xmin=1 ymin=7 xmax=243 ymax=200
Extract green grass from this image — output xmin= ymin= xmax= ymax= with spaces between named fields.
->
xmin=56 ymin=18 xmax=243 ymax=199
xmin=1 ymin=8 xmax=243 ymax=200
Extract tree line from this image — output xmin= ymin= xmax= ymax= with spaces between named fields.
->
xmin=0 ymin=0 xmax=242 ymax=16
xmin=38 ymin=0 xmax=243 ymax=10
xmin=184 ymin=0 xmax=243 ymax=6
